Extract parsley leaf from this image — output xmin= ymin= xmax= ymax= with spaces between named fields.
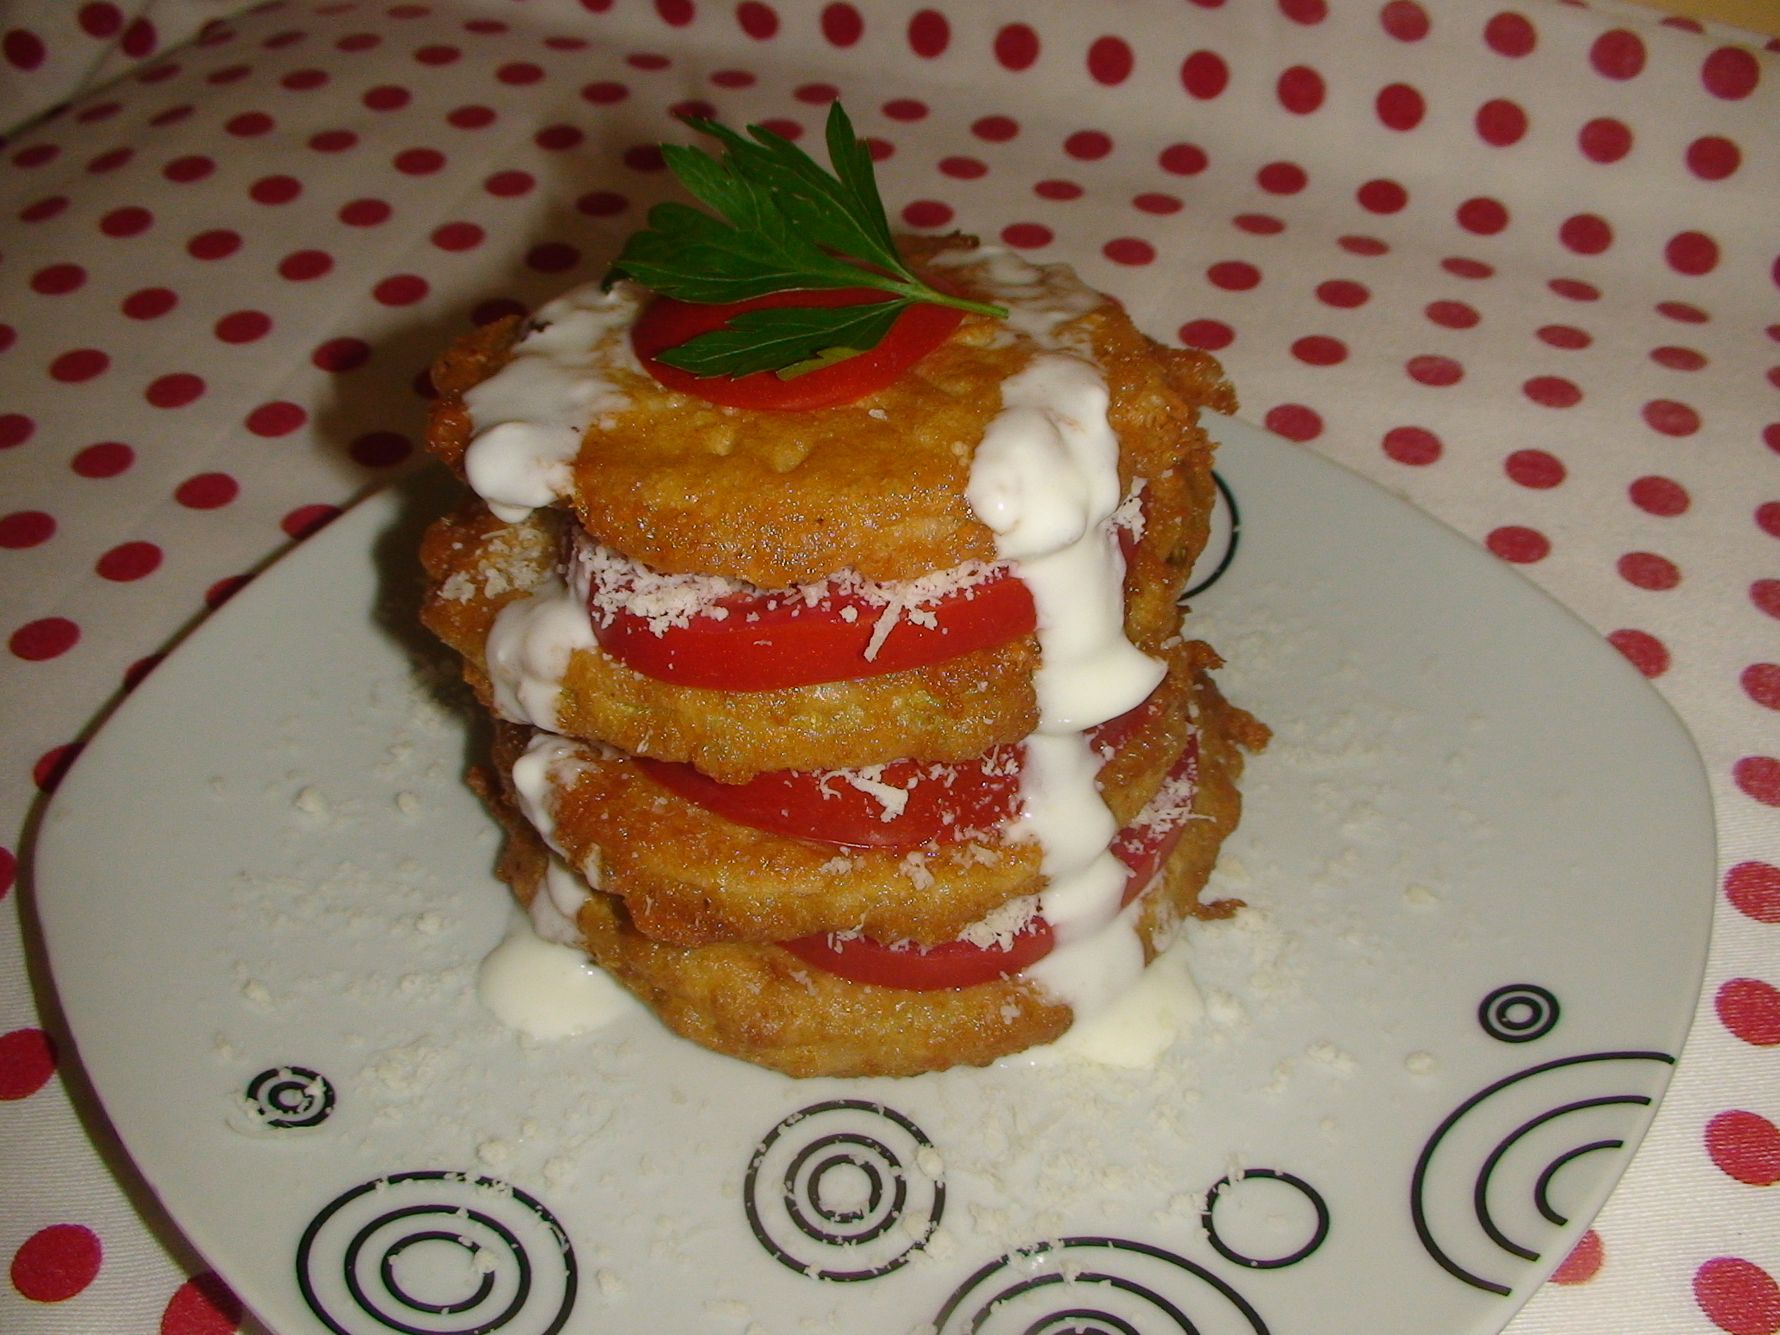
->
xmin=607 ymin=102 xmax=1005 ymax=375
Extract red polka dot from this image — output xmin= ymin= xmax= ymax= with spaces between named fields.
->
xmin=902 ymin=200 xmax=953 ymax=228
xmin=1688 ymin=136 xmax=1742 ymax=181
xmin=1065 ymin=130 xmax=1113 ymax=161
xmin=907 ymin=9 xmax=949 ymax=58
xmin=1376 ymin=82 xmax=1425 ymax=130
xmin=1505 ymin=449 xmax=1564 ymax=488
xmin=1719 ymin=976 xmax=1780 ymax=1043
xmin=375 ymin=274 xmax=430 ymax=305
xmin=11 ymin=1224 xmax=102 ymax=1302
xmin=1484 ymin=11 xmax=1536 ymax=56
xmin=1000 ymin=223 xmax=1052 ymax=250
xmin=240 ymin=402 xmax=306 ymax=441
xmin=736 ymin=2 xmax=777 ymax=38
xmin=1277 ymin=65 xmax=1326 ymax=113
xmin=1760 ymin=502 xmax=1780 ymax=539
xmin=1651 ymin=345 xmax=1707 ymax=372
xmin=1559 ymin=214 xmax=1612 ymax=255
xmin=175 ymin=473 xmax=238 ymax=510
xmin=280 ymin=250 xmax=334 ymax=281
xmin=142 ymin=374 xmax=204 ymax=412
xmin=3 ymin=27 xmax=47 ymax=70
xmin=1537 ymin=324 xmax=1591 ymax=350
xmin=1550 ymin=1230 xmax=1604 ymax=1285
xmin=1745 ymin=664 xmax=1780 ymax=711
xmin=1088 ymin=36 xmax=1134 ymax=85
xmin=1179 ymin=320 xmax=1234 ymax=351
xmin=1695 ymin=1257 xmax=1780 ymax=1334
xmin=1292 ymin=335 xmax=1347 ymax=366
xmin=309 ymin=129 xmax=359 ymax=153
xmin=122 ymin=288 xmax=178 ymax=321
xmin=1755 ymin=579 xmax=1780 ymax=620
xmin=1736 ymin=757 xmax=1780 ymax=808
xmin=1208 ymin=261 xmax=1261 ymax=291
xmin=96 ymin=540 xmax=162 ymax=581
xmin=939 ymin=156 xmax=986 ymax=179
xmin=1629 ymin=475 xmax=1689 ymax=516
xmin=1548 ymin=278 xmax=1600 ymax=303
xmin=1104 ymin=238 xmax=1155 ymax=266
xmin=1318 ymin=280 xmax=1370 ymax=308
xmin=31 ymin=263 xmax=88 ymax=296
xmin=72 ymin=441 xmax=133 ymax=477
xmin=1578 ymin=117 xmax=1633 ymax=164
xmin=10 ymin=618 xmax=79 ymax=662
xmin=1728 ymin=861 xmax=1780 ymax=922
xmin=214 ymin=310 xmax=272 ymax=344
xmin=0 ymin=1028 xmax=57 ymax=1099
xmin=1256 ymin=162 xmax=1307 ymax=195
xmin=1457 ymin=197 xmax=1508 ymax=234
xmin=1407 ymin=355 xmax=1463 ymax=387
xmin=433 ymin=221 xmax=485 ymax=252
xmin=1264 ymin=404 xmax=1322 ymax=441
xmin=0 ymin=846 xmax=12 ymax=899
xmin=993 ymin=23 xmax=1039 ymax=70
xmin=1383 ymin=426 xmax=1441 ymax=465
xmin=282 ymin=504 xmax=342 ymax=541
xmin=1357 ymin=179 xmax=1408 ymax=213
xmin=1181 ymin=50 xmax=1229 ymax=99
xmin=1590 ymin=29 xmax=1646 ymax=80
xmin=446 ymin=104 xmax=495 ymax=130
xmin=350 ymin=431 xmax=412 ymax=469
xmin=164 ymin=154 xmax=216 ymax=184
xmin=1486 ymin=525 xmax=1549 ymax=563
xmin=1618 ymin=551 xmax=1680 ymax=591
xmin=576 ymin=190 xmax=627 ymax=218
xmin=1370 ymin=1 xmax=1423 ymax=38
xmin=249 ymin=174 xmax=301 ymax=206
xmin=1279 ymin=0 xmax=1327 ymax=22
xmin=822 ymin=3 xmax=864 ymax=47
xmin=161 ymin=1271 xmax=244 ymax=1335
xmin=99 ymin=205 xmax=153 ymax=238
xmin=1238 ymin=216 xmax=1283 ymax=235
xmin=1425 ymin=300 xmax=1478 ymax=329
xmin=973 ymin=115 xmax=1019 ymax=143
xmin=1475 ymin=98 xmax=1527 ymax=146
xmin=1610 ymin=629 xmax=1668 ymax=677
xmin=1643 ymin=400 xmax=1700 ymax=436
xmin=188 ymin=228 xmax=241 ymax=261
xmin=1160 ymin=143 xmax=1209 ymax=176
xmin=1523 ymin=376 xmax=1580 ymax=407
xmin=1702 ymin=46 xmax=1760 ymax=99
xmin=1659 ymin=300 xmax=1711 ymax=324
xmin=1667 ymin=232 xmax=1719 ymax=276
xmin=0 ymin=511 xmax=54 ymax=548
xmin=51 ymin=349 xmax=110 ymax=383
xmin=1134 ymin=192 xmax=1182 ymax=215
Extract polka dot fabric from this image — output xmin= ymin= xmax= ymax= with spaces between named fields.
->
xmin=0 ymin=2 xmax=1774 ymax=1331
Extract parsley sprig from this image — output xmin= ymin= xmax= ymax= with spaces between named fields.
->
xmin=606 ymin=102 xmax=1007 ymax=379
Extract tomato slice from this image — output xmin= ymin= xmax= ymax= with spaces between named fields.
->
xmin=632 ymin=287 xmax=966 ymax=411
xmin=638 ymin=683 xmax=1165 ymax=848
xmin=779 ymin=916 xmax=1057 ymax=991
xmin=587 ymin=562 xmax=1036 ymax=691
xmin=775 ymin=734 xmax=1200 ymax=993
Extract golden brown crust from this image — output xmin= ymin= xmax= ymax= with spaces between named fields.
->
xmin=422 ymin=236 xmax=1233 ymax=588
xmin=419 ymin=494 xmax=1198 ymax=781
xmin=484 ymin=665 xmax=1260 ymax=1079
xmin=494 ymin=642 xmax=1213 ymax=948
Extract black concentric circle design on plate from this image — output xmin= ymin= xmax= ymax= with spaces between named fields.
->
xmin=743 ymin=1099 xmax=943 ymax=1281
xmin=1181 ymin=470 xmax=1239 ymax=602
xmin=244 ymin=1066 xmax=335 ymax=1129
xmin=1411 ymin=1051 xmax=1673 ymax=1295
xmin=931 ymin=1237 xmax=1270 ymax=1334
xmin=1201 ymin=1169 xmax=1331 ymax=1269
xmin=1478 ymin=984 xmax=1561 ymax=1044
xmin=295 ymin=1172 xmax=576 ymax=1334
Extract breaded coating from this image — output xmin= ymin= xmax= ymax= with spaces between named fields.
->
xmin=482 ymin=665 xmax=1257 ymax=1079
xmin=425 ymin=235 xmax=1234 ymax=588
xmin=419 ymin=493 xmax=1195 ymax=781
xmin=494 ymin=642 xmax=1220 ymax=949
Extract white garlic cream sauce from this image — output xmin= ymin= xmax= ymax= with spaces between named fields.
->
xmin=463 ymin=282 xmax=643 ymax=524
xmin=957 ymin=250 xmax=1168 ymax=1024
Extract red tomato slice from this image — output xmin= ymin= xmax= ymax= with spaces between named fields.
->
xmin=636 ymin=749 xmax=1021 ymax=849
xmin=779 ymin=916 xmax=1057 ymax=991
xmin=588 ymin=563 xmax=1036 ymax=691
xmin=632 ymin=287 xmax=965 ymax=411
xmin=638 ymin=683 xmax=1164 ymax=848
xmin=776 ymin=734 xmax=1199 ymax=993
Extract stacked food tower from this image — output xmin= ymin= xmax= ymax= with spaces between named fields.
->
xmin=419 ymin=106 xmax=1266 ymax=1077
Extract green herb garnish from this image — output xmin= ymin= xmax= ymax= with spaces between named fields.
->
xmin=606 ymin=102 xmax=1007 ymax=379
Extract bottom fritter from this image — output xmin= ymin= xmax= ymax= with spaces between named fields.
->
xmin=475 ymin=676 xmax=1263 ymax=1079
